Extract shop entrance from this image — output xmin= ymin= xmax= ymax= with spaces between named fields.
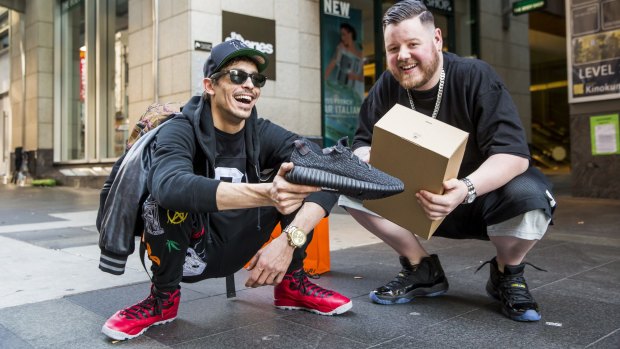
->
xmin=0 ymin=96 xmax=8 ymax=180
xmin=529 ymin=8 xmax=570 ymax=173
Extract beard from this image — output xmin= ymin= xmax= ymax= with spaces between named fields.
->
xmin=391 ymin=48 xmax=441 ymax=90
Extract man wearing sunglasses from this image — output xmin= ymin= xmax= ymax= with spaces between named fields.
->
xmin=102 ymin=39 xmax=351 ymax=341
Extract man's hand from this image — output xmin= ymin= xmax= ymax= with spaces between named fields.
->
xmin=245 ymin=235 xmax=294 ymax=287
xmin=270 ymin=162 xmax=320 ymax=215
xmin=353 ymin=146 xmax=371 ymax=163
xmin=415 ymin=178 xmax=468 ymax=220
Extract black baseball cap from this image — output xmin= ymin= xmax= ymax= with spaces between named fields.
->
xmin=203 ymin=39 xmax=269 ymax=78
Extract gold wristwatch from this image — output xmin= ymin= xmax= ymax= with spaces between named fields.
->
xmin=283 ymin=225 xmax=307 ymax=248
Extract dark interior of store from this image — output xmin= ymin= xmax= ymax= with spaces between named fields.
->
xmin=529 ymin=9 xmax=570 ymax=173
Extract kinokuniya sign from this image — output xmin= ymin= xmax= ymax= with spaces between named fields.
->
xmin=222 ymin=11 xmax=276 ymax=80
xmin=567 ymin=0 xmax=620 ymax=102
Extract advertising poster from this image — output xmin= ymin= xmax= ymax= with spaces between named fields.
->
xmin=321 ymin=1 xmax=364 ymax=147
xmin=568 ymin=0 xmax=620 ymax=102
xmin=590 ymin=114 xmax=620 ymax=155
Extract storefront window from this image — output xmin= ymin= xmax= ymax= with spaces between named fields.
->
xmin=0 ymin=10 xmax=8 ymax=50
xmin=103 ymin=0 xmax=129 ymax=159
xmin=59 ymin=0 xmax=86 ymax=161
xmin=56 ymin=0 xmax=129 ymax=162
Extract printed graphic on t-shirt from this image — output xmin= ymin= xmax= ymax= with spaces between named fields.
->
xmin=214 ymin=167 xmax=245 ymax=183
xmin=211 ymin=127 xmax=251 ymax=235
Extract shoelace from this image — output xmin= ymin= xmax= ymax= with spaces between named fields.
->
xmin=302 ymin=269 xmax=321 ymax=279
xmin=475 ymin=260 xmax=547 ymax=274
xmin=330 ymin=144 xmax=371 ymax=169
xmin=475 ymin=260 xmax=547 ymax=306
xmin=120 ymin=294 xmax=163 ymax=320
xmin=292 ymin=270 xmax=334 ymax=298
xmin=385 ymin=267 xmax=417 ymax=289
xmin=498 ymin=274 xmax=536 ymax=305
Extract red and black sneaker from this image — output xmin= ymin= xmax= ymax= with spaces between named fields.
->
xmin=274 ymin=269 xmax=352 ymax=315
xmin=102 ymin=285 xmax=180 ymax=340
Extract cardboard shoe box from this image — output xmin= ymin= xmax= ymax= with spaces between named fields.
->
xmin=363 ymin=104 xmax=469 ymax=240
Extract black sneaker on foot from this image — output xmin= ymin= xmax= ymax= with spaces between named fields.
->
xmin=477 ymin=257 xmax=545 ymax=322
xmin=370 ymin=255 xmax=449 ymax=305
xmin=285 ymin=137 xmax=404 ymax=200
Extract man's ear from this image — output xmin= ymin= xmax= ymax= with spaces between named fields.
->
xmin=203 ymin=78 xmax=216 ymax=97
xmin=434 ymin=27 xmax=443 ymax=51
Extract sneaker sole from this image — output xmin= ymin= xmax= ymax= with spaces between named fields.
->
xmin=486 ymin=290 xmax=541 ymax=322
xmin=101 ymin=317 xmax=177 ymax=341
xmin=285 ymin=166 xmax=403 ymax=200
xmin=506 ymin=309 xmax=541 ymax=322
xmin=369 ymin=284 xmax=449 ymax=305
xmin=275 ymin=300 xmax=352 ymax=316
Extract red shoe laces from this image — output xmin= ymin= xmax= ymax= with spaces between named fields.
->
xmin=292 ymin=270 xmax=334 ymax=298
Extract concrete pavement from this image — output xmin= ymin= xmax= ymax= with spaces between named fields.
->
xmin=0 ymin=185 xmax=380 ymax=309
xmin=1 ymin=177 xmax=619 ymax=348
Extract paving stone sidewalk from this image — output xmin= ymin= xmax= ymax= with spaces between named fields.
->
xmin=0 ymin=178 xmax=619 ymax=348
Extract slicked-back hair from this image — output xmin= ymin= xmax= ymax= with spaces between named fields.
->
xmin=382 ymin=0 xmax=435 ymax=30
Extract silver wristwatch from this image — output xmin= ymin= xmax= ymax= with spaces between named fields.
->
xmin=459 ymin=177 xmax=476 ymax=204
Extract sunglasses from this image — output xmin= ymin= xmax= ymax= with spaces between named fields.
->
xmin=210 ymin=69 xmax=267 ymax=88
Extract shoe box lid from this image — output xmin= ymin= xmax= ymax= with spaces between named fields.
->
xmin=363 ymin=104 xmax=468 ymax=240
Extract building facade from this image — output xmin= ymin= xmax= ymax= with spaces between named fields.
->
xmin=1 ymin=0 xmax=616 ymax=198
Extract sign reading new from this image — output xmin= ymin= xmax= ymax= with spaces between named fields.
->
xmin=324 ymin=0 xmax=351 ymax=18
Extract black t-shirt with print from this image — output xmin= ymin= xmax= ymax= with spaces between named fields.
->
xmin=353 ymin=51 xmax=531 ymax=178
xmin=210 ymin=128 xmax=249 ymax=240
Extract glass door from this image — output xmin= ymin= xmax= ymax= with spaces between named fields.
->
xmin=55 ymin=0 xmax=129 ymax=163
xmin=58 ymin=0 xmax=87 ymax=161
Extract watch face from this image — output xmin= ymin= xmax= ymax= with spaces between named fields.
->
xmin=290 ymin=230 xmax=306 ymax=247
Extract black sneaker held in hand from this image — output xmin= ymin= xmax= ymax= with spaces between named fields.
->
xmin=285 ymin=137 xmax=404 ymax=200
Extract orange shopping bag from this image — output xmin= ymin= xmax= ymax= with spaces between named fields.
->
xmin=246 ymin=217 xmax=331 ymax=274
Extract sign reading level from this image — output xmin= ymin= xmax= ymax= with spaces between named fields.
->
xmin=512 ymin=0 xmax=546 ymax=15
